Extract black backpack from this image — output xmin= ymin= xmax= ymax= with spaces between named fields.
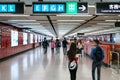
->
xmin=94 ymin=46 xmax=104 ymax=62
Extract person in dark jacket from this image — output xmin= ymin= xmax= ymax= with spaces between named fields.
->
xmin=62 ymin=38 xmax=68 ymax=55
xmin=55 ymin=39 xmax=61 ymax=53
xmin=42 ymin=38 xmax=49 ymax=54
xmin=90 ymin=40 xmax=104 ymax=80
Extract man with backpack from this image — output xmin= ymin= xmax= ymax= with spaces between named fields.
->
xmin=42 ymin=38 xmax=49 ymax=54
xmin=55 ymin=39 xmax=61 ymax=53
xmin=62 ymin=38 xmax=68 ymax=55
xmin=90 ymin=40 xmax=104 ymax=80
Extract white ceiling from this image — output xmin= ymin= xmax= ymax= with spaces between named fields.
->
xmin=0 ymin=1 xmax=120 ymax=37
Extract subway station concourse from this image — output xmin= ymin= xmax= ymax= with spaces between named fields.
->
xmin=0 ymin=0 xmax=120 ymax=80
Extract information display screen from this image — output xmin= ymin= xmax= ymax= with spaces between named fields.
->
xmin=11 ymin=30 xmax=18 ymax=47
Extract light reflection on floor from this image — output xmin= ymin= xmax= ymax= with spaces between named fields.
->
xmin=0 ymin=47 xmax=119 ymax=80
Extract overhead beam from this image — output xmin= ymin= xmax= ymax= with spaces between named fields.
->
xmin=47 ymin=15 xmax=58 ymax=37
xmin=63 ymin=15 xmax=98 ymax=36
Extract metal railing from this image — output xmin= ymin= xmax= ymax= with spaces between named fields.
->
xmin=111 ymin=51 xmax=120 ymax=74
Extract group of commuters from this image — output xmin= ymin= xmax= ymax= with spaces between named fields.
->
xmin=67 ymin=39 xmax=104 ymax=80
xmin=42 ymin=37 xmax=68 ymax=54
xmin=42 ymin=37 xmax=104 ymax=80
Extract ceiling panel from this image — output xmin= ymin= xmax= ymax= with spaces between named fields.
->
xmin=94 ymin=16 xmax=120 ymax=21
xmin=27 ymin=16 xmax=48 ymax=20
xmin=57 ymin=24 xmax=77 ymax=37
xmin=50 ymin=16 xmax=93 ymax=20
xmin=0 ymin=16 xmax=28 ymax=21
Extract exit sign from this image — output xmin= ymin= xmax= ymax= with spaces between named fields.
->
xmin=0 ymin=2 xmax=24 ymax=14
xmin=66 ymin=2 xmax=77 ymax=14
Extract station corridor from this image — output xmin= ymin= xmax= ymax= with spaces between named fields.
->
xmin=0 ymin=47 xmax=119 ymax=80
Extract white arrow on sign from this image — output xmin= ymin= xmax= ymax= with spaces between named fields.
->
xmin=79 ymin=5 xmax=86 ymax=11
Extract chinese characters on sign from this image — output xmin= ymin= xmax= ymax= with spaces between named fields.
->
xmin=96 ymin=3 xmax=120 ymax=14
xmin=109 ymin=4 xmax=120 ymax=10
xmin=66 ymin=2 xmax=77 ymax=14
xmin=33 ymin=2 xmax=88 ymax=14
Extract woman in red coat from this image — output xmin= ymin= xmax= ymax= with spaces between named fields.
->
xmin=67 ymin=43 xmax=78 ymax=80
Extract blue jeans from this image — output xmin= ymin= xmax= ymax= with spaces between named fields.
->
xmin=92 ymin=62 xmax=102 ymax=80
xmin=63 ymin=47 xmax=67 ymax=55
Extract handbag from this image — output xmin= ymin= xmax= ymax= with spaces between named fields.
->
xmin=69 ymin=60 xmax=77 ymax=70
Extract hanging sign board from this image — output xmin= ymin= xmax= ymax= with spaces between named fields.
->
xmin=0 ymin=2 xmax=24 ymax=14
xmin=96 ymin=2 xmax=120 ymax=14
xmin=33 ymin=2 xmax=66 ymax=13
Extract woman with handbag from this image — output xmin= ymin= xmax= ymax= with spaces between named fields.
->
xmin=67 ymin=43 xmax=78 ymax=80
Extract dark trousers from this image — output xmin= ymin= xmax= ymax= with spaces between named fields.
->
xmin=63 ymin=47 xmax=67 ymax=55
xmin=92 ymin=62 xmax=102 ymax=80
xmin=69 ymin=64 xmax=78 ymax=80
xmin=43 ymin=48 xmax=47 ymax=54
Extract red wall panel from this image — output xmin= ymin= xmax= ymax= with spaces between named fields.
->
xmin=84 ymin=43 xmax=111 ymax=65
xmin=0 ymin=23 xmax=41 ymax=59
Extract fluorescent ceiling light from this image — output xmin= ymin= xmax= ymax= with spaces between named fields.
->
xmin=56 ymin=14 xmax=92 ymax=17
xmin=88 ymin=5 xmax=95 ymax=8
xmin=8 ymin=20 xmax=36 ymax=22
xmin=57 ymin=23 xmax=80 ymax=25
xmin=57 ymin=20 xmax=85 ymax=22
xmin=105 ymin=20 xmax=120 ymax=22
xmin=18 ymin=23 xmax=40 ymax=25
xmin=97 ymin=23 xmax=114 ymax=25
xmin=0 ymin=14 xmax=30 ymax=17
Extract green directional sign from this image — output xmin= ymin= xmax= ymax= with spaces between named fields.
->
xmin=66 ymin=2 xmax=77 ymax=14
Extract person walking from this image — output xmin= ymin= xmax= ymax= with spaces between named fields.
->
xmin=74 ymin=38 xmax=77 ymax=45
xmin=90 ymin=40 xmax=104 ymax=80
xmin=50 ymin=38 xmax=55 ymax=52
xmin=67 ymin=43 xmax=78 ymax=80
xmin=77 ymin=40 xmax=83 ymax=57
xmin=62 ymin=38 xmax=68 ymax=55
xmin=55 ymin=39 xmax=61 ymax=53
xmin=42 ymin=38 xmax=49 ymax=54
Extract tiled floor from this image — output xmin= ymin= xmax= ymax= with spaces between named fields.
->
xmin=0 ymin=47 xmax=120 ymax=80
